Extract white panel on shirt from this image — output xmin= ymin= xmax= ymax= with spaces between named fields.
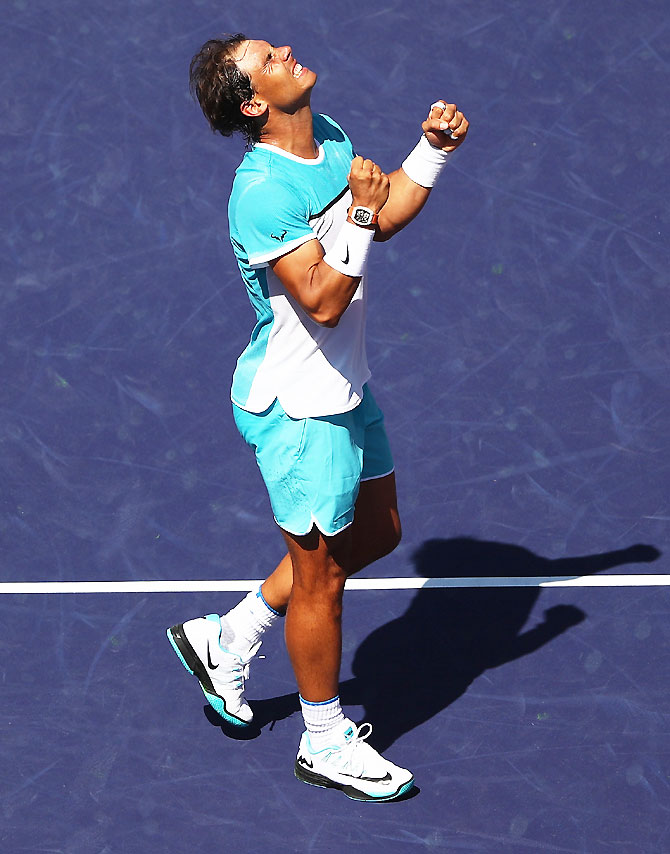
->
xmin=244 ymin=190 xmax=372 ymax=419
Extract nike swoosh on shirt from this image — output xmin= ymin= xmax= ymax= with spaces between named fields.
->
xmin=342 ymin=244 xmax=350 ymax=265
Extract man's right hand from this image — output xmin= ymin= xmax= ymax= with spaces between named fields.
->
xmin=347 ymin=156 xmax=390 ymax=214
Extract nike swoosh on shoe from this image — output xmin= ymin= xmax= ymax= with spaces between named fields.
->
xmin=340 ymin=771 xmax=392 ymax=784
xmin=206 ymin=643 xmax=219 ymax=670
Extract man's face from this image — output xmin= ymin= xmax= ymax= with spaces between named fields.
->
xmin=234 ymin=39 xmax=317 ymax=114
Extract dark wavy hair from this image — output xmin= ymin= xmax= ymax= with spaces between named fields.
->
xmin=189 ymin=34 xmax=260 ymax=146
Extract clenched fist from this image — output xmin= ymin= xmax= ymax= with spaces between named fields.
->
xmin=422 ymin=100 xmax=469 ymax=152
xmin=347 ymin=156 xmax=390 ymax=214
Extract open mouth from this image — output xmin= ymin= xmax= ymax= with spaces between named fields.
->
xmin=292 ymin=62 xmax=304 ymax=78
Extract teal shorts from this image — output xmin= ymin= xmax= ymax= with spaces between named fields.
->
xmin=232 ymin=385 xmax=394 ymax=537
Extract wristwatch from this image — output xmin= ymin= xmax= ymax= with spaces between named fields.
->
xmin=349 ymin=205 xmax=379 ymax=227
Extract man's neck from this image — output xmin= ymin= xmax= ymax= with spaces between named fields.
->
xmin=259 ymin=106 xmax=318 ymax=159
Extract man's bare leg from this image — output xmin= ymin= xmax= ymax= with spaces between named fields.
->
xmin=201 ymin=473 xmax=399 ymax=717
xmin=282 ymin=524 xmax=351 ymax=701
xmin=260 ymin=472 xmax=401 ymax=616
xmin=278 ymin=472 xmax=413 ymax=799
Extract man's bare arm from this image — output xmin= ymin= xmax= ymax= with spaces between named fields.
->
xmin=376 ymin=100 xmax=469 ymax=242
xmin=270 ymin=239 xmax=361 ymax=328
xmin=271 ymin=156 xmax=389 ymax=327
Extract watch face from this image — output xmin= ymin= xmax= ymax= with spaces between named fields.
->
xmin=352 ymin=207 xmax=373 ymax=225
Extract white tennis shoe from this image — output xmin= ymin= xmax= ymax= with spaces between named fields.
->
xmin=167 ymin=614 xmax=260 ymax=727
xmin=294 ymin=719 xmax=414 ymax=801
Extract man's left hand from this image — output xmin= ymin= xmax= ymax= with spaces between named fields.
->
xmin=422 ymin=101 xmax=469 ymax=151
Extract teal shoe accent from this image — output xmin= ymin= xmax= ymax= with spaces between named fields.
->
xmin=201 ymin=686 xmax=249 ymax=728
xmin=167 ymin=622 xmax=253 ymax=727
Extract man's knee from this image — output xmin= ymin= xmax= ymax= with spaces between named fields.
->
xmin=285 ymin=525 xmax=352 ymax=593
xmin=381 ymin=518 xmax=402 ymax=559
xmin=352 ymin=516 xmax=401 ymax=572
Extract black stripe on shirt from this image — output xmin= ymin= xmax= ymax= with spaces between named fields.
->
xmin=307 ymin=185 xmax=350 ymax=223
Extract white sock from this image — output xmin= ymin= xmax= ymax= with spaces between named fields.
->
xmin=220 ymin=586 xmax=281 ymax=655
xmin=300 ymin=695 xmax=346 ymax=750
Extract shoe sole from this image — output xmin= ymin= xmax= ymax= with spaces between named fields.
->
xmin=166 ymin=624 xmax=251 ymax=728
xmin=294 ymin=761 xmax=414 ymax=802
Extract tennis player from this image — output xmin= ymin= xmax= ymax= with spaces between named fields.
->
xmin=168 ymin=34 xmax=468 ymax=802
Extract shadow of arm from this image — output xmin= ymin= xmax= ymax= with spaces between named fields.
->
xmin=488 ymin=604 xmax=585 ymax=667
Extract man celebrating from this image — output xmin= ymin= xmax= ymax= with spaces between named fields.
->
xmin=168 ymin=34 xmax=468 ymax=802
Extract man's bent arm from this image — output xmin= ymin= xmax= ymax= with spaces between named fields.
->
xmin=375 ymin=169 xmax=431 ymax=242
xmin=375 ymin=99 xmax=469 ymax=242
xmin=270 ymin=239 xmax=365 ymax=328
xmin=270 ymin=155 xmax=389 ymax=327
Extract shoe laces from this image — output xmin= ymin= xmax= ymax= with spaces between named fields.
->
xmin=212 ymin=641 xmax=261 ymax=691
xmin=333 ymin=722 xmax=375 ymax=776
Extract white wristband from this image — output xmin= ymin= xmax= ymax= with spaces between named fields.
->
xmin=401 ymin=135 xmax=452 ymax=188
xmin=323 ymin=219 xmax=375 ymax=278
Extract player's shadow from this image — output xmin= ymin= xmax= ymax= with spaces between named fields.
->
xmin=205 ymin=537 xmax=660 ymax=746
xmin=337 ymin=538 xmax=660 ymax=751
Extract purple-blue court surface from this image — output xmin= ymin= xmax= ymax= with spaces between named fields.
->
xmin=2 ymin=1 xmax=669 ymax=851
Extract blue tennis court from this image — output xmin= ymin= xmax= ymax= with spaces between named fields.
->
xmin=3 ymin=1 xmax=669 ymax=850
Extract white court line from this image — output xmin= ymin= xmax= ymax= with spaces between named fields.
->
xmin=1 ymin=575 xmax=669 ymax=594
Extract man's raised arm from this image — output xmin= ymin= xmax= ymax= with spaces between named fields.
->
xmin=375 ymin=100 xmax=469 ymax=242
